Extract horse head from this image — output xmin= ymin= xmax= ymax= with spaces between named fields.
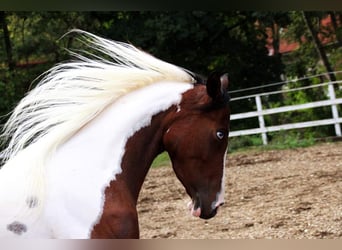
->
xmin=163 ymin=72 xmax=230 ymax=219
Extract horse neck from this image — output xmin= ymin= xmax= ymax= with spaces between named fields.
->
xmin=44 ymin=82 xmax=192 ymax=238
xmin=50 ymin=83 xmax=192 ymax=198
xmin=101 ymin=82 xmax=193 ymax=203
xmin=115 ymin=110 xmax=169 ymax=202
xmin=91 ymin=105 xmax=181 ymax=238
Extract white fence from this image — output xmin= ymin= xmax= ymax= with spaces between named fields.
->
xmin=228 ymin=77 xmax=342 ymax=145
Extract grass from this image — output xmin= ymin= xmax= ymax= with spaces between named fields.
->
xmin=150 ymin=131 xmax=319 ymax=168
xmin=229 ymin=130 xmax=316 ymax=153
xmin=265 ymin=132 xmax=315 ymax=150
xmin=151 ymin=152 xmax=171 ymax=168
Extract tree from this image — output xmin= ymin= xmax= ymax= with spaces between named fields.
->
xmin=0 ymin=11 xmax=14 ymax=70
xmin=328 ymin=11 xmax=342 ymax=46
xmin=0 ymin=11 xmax=288 ymax=133
xmin=302 ymin=11 xmax=336 ymax=82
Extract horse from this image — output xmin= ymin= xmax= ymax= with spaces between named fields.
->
xmin=0 ymin=30 xmax=230 ymax=238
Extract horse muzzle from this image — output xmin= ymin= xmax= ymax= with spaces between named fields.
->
xmin=188 ymin=197 xmax=224 ymax=219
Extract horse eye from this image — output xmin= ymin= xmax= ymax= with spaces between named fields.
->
xmin=216 ymin=131 xmax=225 ymax=140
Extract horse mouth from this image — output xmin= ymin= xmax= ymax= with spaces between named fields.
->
xmin=187 ymin=198 xmax=221 ymax=219
xmin=188 ymin=200 xmax=202 ymax=217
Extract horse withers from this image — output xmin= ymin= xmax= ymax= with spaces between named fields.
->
xmin=0 ymin=30 xmax=230 ymax=238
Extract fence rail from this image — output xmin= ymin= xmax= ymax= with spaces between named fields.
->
xmin=229 ymin=80 xmax=342 ymax=145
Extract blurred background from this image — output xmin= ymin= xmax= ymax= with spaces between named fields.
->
xmin=0 ymin=11 xmax=341 ymax=151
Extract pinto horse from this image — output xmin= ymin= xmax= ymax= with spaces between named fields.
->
xmin=0 ymin=30 xmax=230 ymax=238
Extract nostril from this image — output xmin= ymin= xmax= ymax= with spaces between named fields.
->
xmin=218 ymin=202 xmax=224 ymax=207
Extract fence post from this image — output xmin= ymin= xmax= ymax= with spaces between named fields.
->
xmin=328 ymin=82 xmax=341 ymax=136
xmin=255 ymin=95 xmax=268 ymax=145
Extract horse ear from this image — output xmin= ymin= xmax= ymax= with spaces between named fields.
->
xmin=206 ymin=72 xmax=229 ymax=102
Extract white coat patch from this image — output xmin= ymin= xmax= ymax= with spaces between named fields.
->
xmin=43 ymin=82 xmax=193 ymax=238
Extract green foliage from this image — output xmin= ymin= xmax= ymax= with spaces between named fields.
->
xmin=267 ymin=130 xmax=316 ymax=149
xmin=229 ymin=130 xmax=316 ymax=152
xmin=0 ymin=11 xmax=341 ymax=153
xmin=0 ymin=63 xmax=54 ymax=124
xmin=5 ymin=12 xmax=101 ymax=64
xmin=228 ymin=135 xmax=263 ymax=152
xmin=0 ymin=11 xmax=285 ymax=118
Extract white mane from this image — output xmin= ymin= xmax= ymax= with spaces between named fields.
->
xmin=0 ymin=29 xmax=194 ymax=164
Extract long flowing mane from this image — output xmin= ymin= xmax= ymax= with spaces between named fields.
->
xmin=0 ymin=30 xmax=194 ymax=164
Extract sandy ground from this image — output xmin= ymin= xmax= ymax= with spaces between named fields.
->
xmin=137 ymin=141 xmax=342 ymax=239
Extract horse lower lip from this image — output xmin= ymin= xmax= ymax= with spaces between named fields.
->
xmin=188 ymin=200 xmax=201 ymax=217
xmin=191 ymin=207 xmax=201 ymax=217
xmin=188 ymin=196 xmax=222 ymax=219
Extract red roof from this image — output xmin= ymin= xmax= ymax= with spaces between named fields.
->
xmin=265 ymin=14 xmax=340 ymax=56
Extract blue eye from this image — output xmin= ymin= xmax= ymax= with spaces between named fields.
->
xmin=216 ymin=131 xmax=225 ymax=140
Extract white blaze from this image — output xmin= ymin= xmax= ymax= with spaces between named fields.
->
xmin=211 ymin=148 xmax=227 ymax=210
